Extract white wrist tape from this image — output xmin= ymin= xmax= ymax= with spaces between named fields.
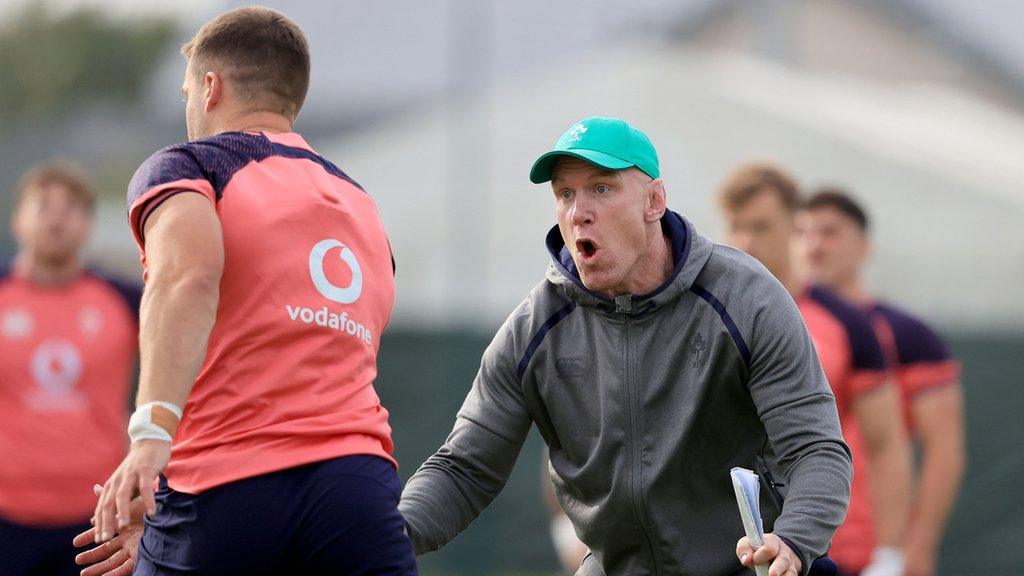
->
xmin=128 ymin=401 xmax=183 ymax=444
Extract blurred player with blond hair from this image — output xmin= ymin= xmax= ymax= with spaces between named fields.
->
xmin=799 ymin=188 xmax=965 ymax=576
xmin=717 ymin=163 xmax=913 ymax=576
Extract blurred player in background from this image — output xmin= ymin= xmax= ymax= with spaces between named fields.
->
xmin=798 ymin=189 xmax=965 ymax=576
xmin=75 ymin=7 xmax=416 ymax=576
xmin=400 ymin=117 xmax=853 ymax=576
xmin=717 ymin=164 xmax=913 ymax=576
xmin=0 ymin=162 xmax=139 ymax=576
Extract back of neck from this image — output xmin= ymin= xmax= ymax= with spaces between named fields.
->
xmin=222 ymin=110 xmax=294 ymax=136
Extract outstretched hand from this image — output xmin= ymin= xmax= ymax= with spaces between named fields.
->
xmin=74 ymin=484 xmax=146 ymax=575
xmin=93 ymin=439 xmax=168 ymax=543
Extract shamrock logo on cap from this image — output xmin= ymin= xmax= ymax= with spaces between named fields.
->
xmin=567 ymin=123 xmax=588 ymax=143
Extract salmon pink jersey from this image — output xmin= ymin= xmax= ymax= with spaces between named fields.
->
xmin=0 ymin=269 xmax=138 ymax=526
xmin=126 ymin=131 xmax=396 ymax=495
xmin=796 ymin=285 xmax=888 ymax=572
xmin=868 ymin=302 xmax=961 ymax=428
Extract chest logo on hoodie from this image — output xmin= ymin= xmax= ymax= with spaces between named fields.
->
xmin=691 ymin=331 xmax=709 ymax=369
xmin=555 ymin=357 xmax=586 ymax=378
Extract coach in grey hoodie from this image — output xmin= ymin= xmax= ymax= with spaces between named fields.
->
xmin=399 ymin=117 xmax=852 ymax=576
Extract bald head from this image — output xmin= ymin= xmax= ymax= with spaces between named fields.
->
xmin=550 ymin=156 xmax=670 ymax=297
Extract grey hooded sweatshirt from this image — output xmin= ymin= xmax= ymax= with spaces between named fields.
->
xmin=399 ymin=212 xmax=852 ymax=576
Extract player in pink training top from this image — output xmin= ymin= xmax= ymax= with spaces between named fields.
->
xmin=717 ymin=163 xmax=913 ymax=576
xmin=798 ymin=189 xmax=965 ymax=576
xmin=0 ymin=162 xmax=139 ymax=576
xmin=75 ymin=7 xmax=416 ymax=576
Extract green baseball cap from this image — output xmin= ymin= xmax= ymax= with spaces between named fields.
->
xmin=529 ymin=116 xmax=660 ymax=184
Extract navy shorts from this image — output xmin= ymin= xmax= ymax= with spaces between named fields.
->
xmin=0 ymin=515 xmax=90 ymax=576
xmin=135 ymin=454 xmax=418 ymax=576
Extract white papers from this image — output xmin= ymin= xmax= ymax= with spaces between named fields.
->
xmin=731 ymin=467 xmax=769 ymax=576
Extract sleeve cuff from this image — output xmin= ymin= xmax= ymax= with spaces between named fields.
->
xmin=899 ymin=361 xmax=961 ymax=397
xmin=128 ymin=179 xmax=216 ymax=246
xmin=848 ymin=369 xmax=889 ymax=398
xmin=777 ymin=535 xmax=808 ymax=576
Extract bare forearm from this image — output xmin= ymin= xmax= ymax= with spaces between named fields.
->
xmin=854 ymin=384 xmax=913 ymax=548
xmin=136 ymin=273 xmax=219 ymax=417
xmin=905 ymin=384 xmax=966 ymax=555
xmin=913 ymin=436 xmax=966 ymax=545
xmin=866 ymin=434 xmax=913 ymax=546
xmin=134 ymin=192 xmax=224 ymax=425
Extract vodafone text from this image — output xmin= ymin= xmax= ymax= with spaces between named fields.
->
xmin=285 ymin=304 xmax=373 ymax=345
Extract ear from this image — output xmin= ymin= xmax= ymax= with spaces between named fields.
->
xmin=10 ymin=204 xmax=25 ymax=243
xmin=644 ymin=178 xmax=667 ymax=223
xmin=204 ymin=71 xmax=223 ymax=112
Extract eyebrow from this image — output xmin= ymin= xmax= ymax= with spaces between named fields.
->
xmin=552 ymin=169 xmax=621 ymax=185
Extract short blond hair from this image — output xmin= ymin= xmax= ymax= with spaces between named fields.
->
xmin=14 ymin=160 xmax=95 ymax=212
xmin=182 ymin=6 xmax=310 ymax=118
xmin=717 ymin=162 xmax=802 ymax=214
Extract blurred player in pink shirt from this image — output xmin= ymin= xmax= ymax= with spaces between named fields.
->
xmin=0 ymin=162 xmax=139 ymax=576
xmin=76 ymin=7 xmax=416 ymax=576
xmin=799 ymin=189 xmax=965 ymax=576
xmin=717 ymin=164 xmax=913 ymax=576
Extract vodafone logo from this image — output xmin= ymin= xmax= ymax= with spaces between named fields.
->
xmin=309 ymin=239 xmax=363 ymax=304
xmin=31 ymin=339 xmax=83 ymax=395
xmin=287 ymin=239 xmax=373 ymax=346
xmin=26 ymin=339 xmax=87 ymax=411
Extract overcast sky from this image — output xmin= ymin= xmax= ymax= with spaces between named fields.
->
xmin=905 ymin=0 xmax=1024 ymax=75
xmin=0 ymin=0 xmax=207 ymax=20
xmin=4 ymin=0 xmax=1022 ymax=74
xmin=5 ymin=0 xmax=1024 ymax=130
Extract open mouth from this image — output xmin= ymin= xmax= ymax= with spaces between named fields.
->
xmin=575 ymin=238 xmax=599 ymax=262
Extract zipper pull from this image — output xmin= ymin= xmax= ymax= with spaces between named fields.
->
xmin=614 ymin=295 xmax=633 ymax=314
